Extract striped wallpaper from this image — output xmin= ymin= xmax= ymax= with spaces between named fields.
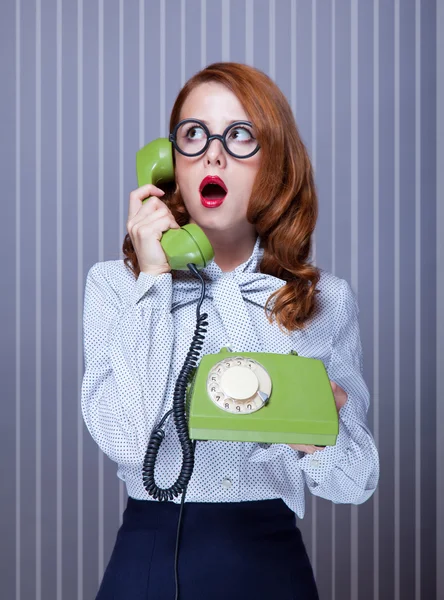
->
xmin=0 ymin=1 xmax=441 ymax=599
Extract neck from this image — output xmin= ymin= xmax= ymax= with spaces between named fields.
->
xmin=201 ymin=226 xmax=257 ymax=272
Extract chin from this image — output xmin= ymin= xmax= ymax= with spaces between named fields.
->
xmin=194 ymin=212 xmax=235 ymax=232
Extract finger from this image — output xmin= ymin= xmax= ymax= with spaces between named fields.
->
xmin=128 ymin=185 xmax=165 ymax=221
xmin=131 ymin=215 xmax=179 ymax=242
xmin=130 ymin=209 xmax=180 ymax=240
xmin=330 ymin=380 xmax=338 ymax=393
xmin=288 ymin=444 xmax=318 ymax=454
xmin=330 ymin=379 xmax=348 ymax=411
xmin=127 ymin=199 xmax=173 ymax=235
xmin=129 ymin=203 xmax=169 ymax=229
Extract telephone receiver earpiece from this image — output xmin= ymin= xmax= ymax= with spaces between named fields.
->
xmin=136 ymin=138 xmax=175 ymax=189
xmin=136 ymin=138 xmax=214 ymax=270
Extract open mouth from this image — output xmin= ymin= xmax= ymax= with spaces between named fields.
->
xmin=199 ymin=176 xmax=228 ymax=207
xmin=201 ymin=183 xmax=227 ymax=199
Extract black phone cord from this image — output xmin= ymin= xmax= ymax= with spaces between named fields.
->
xmin=141 ymin=263 xmax=207 ymax=502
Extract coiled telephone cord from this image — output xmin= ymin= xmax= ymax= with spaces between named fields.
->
xmin=141 ymin=264 xmax=208 ymax=599
xmin=142 ymin=263 xmax=207 ymax=501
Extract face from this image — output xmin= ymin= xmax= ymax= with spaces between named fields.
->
xmin=174 ymin=82 xmax=261 ymax=238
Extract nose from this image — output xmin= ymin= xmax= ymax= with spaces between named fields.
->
xmin=204 ymin=138 xmax=227 ymax=168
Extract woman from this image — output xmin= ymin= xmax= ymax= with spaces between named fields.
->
xmin=81 ymin=62 xmax=379 ymax=599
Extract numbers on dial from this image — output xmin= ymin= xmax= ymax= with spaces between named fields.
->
xmin=206 ymin=356 xmax=272 ymax=415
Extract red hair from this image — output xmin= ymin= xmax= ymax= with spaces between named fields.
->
xmin=123 ymin=62 xmax=320 ymax=331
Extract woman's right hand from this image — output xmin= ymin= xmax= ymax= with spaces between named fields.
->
xmin=127 ymin=184 xmax=181 ymax=276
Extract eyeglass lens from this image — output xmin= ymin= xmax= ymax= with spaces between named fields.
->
xmin=174 ymin=121 xmax=258 ymax=157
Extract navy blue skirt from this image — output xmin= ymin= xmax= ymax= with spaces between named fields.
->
xmin=96 ymin=497 xmax=319 ymax=600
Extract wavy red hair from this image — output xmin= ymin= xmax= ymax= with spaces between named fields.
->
xmin=123 ymin=62 xmax=320 ymax=331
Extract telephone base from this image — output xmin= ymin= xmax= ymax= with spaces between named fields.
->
xmin=187 ymin=350 xmax=339 ymax=446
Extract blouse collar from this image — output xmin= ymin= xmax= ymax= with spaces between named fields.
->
xmin=201 ymin=236 xmax=264 ymax=282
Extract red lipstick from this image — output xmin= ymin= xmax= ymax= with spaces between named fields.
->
xmin=199 ymin=176 xmax=228 ymax=208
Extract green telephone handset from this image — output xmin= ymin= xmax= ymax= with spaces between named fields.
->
xmin=136 ymin=138 xmax=214 ymax=270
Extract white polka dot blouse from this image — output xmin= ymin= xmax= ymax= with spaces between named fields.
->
xmin=81 ymin=237 xmax=379 ymax=518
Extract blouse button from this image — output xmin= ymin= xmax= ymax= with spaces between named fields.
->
xmin=221 ymin=477 xmax=232 ymax=489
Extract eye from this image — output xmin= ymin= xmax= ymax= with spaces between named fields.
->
xmin=184 ymin=125 xmax=206 ymax=140
xmin=228 ymin=126 xmax=255 ymax=142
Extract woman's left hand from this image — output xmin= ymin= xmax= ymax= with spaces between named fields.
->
xmin=287 ymin=381 xmax=348 ymax=455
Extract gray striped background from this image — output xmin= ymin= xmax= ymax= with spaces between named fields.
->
xmin=0 ymin=1 xmax=441 ymax=599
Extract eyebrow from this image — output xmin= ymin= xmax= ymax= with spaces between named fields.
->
xmin=190 ymin=118 xmax=253 ymax=127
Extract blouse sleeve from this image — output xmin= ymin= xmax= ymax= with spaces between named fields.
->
xmin=249 ymin=279 xmax=379 ymax=505
xmin=81 ymin=262 xmax=174 ymax=465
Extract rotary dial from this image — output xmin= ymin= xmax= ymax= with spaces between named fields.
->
xmin=206 ymin=357 xmax=272 ymax=414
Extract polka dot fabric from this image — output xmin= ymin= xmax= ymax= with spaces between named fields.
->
xmin=81 ymin=237 xmax=379 ymax=518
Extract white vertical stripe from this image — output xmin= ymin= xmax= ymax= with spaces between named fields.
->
xmin=350 ymin=1 xmax=359 ymax=597
xmin=269 ymin=0 xmax=275 ymax=79
xmin=139 ymin=0 xmax=144 ymax=146
xmin=311 ymin=0 xmax=316 ymax=171
xmin=436 ymin=2 xmax=444 ymax=598
xmin=181 ymin=0 xmax=186 ymax=86
xmin=119 ymin=0 xmax=124 ymax=243
xmin=437 ymin=1 xmax=444 ymax=599
xmin=77 ymin=1 xmax=84 ymax=595
xmin=98 ymin=0 xmax=104 ymax=583
xmin=15 ymin=1 xmax=21 ymax=598
xmin=35 ymin=0 xmax=42 ymax=597
xmin=201 ymin=0 xmax=206 ymax=68
xmin=245 ymin=0 xmax=253 ymax=65
xmin=222 ymin=0 xmax=230 ymax=62
xmin=290 ymin=0 xmax=296 ymax=117
xmin=119 ymin=0 xmax=125 ymax=524
xmin=372 ymin=1 xmax=380 ymax=599
xmin=160 ymin=0 xmax=166 ymax=137
xmin=351 ymin=0 xmax=358 ymax=292
xmin=56 ymin=0 xmax=63 ymax=598
xmin=310 ymin=0 xmax=317 ymax=578
xmin=331 ymin=4 xmax=336 ymax=594
xmin=311 ymin=0 xmax=316 ymax=265
xmin=414 ymin=3 xmax=421 ymax=599
xmin=331 ymin=0 xmax=336 ymax=277
xmin=394 ymin=1 xmax=400 ymax=598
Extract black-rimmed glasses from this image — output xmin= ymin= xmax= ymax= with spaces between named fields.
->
xmin=169 ymin=118 xmax=260 ymax=159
